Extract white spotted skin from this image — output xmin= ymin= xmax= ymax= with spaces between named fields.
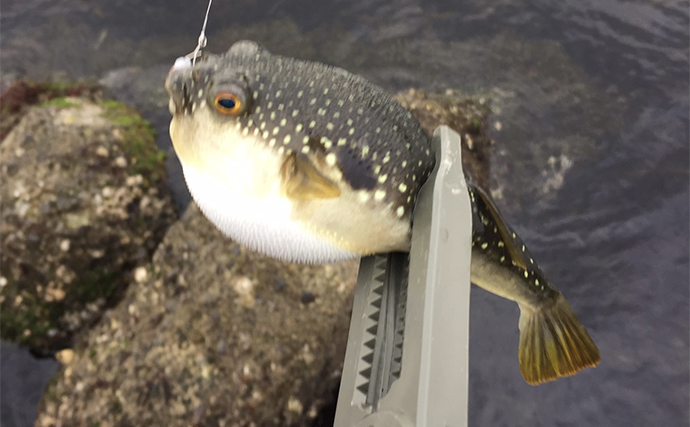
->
xmin=470 ymin=248 xmax=544 ymax=308
xmin=170 ymin=108 xmax=412 ymax=263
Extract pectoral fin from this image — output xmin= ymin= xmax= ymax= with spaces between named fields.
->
xmin=281 ymin=152 xmax=341 ymax=200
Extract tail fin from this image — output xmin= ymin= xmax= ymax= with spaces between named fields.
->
xmin=518 ymin=294 xmax=600 ymax=385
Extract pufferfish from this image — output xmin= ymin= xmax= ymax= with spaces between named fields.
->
xmin=165 ymin=40 xmax=600 ymax=385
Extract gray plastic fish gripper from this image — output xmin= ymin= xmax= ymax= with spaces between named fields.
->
xmin=334 ymin=126 xmax=473 ymax=427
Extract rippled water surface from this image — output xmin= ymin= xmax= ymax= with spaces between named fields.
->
xmin=1 ymin=0 xmax=688 ymax=425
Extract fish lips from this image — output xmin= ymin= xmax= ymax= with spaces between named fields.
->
xmin=165 ymin=55 xmax=216 ymax=115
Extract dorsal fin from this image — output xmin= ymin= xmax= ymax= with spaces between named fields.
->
xmin=280 ymin=152 xmax=341 ymax=200
xmin=471 ymin=183 xmax=528 ymax=270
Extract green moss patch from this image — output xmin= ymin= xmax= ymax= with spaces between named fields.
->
xmin=99 ymin=100 xmax=167 ymax=183
xmin=40 ymin=97 xmax=81 ymax=109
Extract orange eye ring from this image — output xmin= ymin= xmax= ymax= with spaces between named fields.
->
xmin=214 ymin=92 xmax=243 ymax=115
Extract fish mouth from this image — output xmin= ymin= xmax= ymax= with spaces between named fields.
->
xmin=165 ymin=56 xmax=213 ymax=116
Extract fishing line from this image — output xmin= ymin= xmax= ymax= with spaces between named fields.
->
xmin=186 ymin=0 xmax=214 ymax=66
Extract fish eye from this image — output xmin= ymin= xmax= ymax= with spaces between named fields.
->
xmin=214 ymin=91 xmax=245 ymax=115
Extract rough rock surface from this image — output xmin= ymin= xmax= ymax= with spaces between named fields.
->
xmin=0 ymin=97 xmax=176 ymax=351
xmin=34 ymin=90 xmax=490 ymax=426
xmin=36 ymin=203 xmax=359 ymax=427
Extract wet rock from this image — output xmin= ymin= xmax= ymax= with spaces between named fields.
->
xmin=0 ymin=97 xmax=176 ymax=351
xmin=36 ymin=203 xmax=359 ymax=427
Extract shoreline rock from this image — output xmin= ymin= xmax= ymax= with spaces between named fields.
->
xmin=0 ymin=96 xmax=176 ymax=351
xmin=36 ymin=203 xmax=359 ymax=427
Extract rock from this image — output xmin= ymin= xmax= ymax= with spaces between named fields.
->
xmin=36 ymin=203 xmax=358 ymax=427
xmin=0 ymin=80 xmax=104 ymax=141
xmin=0 ymin=97 xmax=176 ymax=351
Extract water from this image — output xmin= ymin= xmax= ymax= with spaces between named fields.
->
xmin=1 ymin=0 xmax=687 ymax=425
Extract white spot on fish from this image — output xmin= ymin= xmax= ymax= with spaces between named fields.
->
xmin=302 ymin=146 xmax=310 ymax=154
xmin=374 ymin=190 xmax=386 ymax=201
xmin=296 ymin=124 xmax=303 ymax=132
xmin=399 ymin=183 xmax=407 ymax=193
xmin=378 ymin=174 xmax=388 ymax=184
xmin=396 ymin=206 xmax=404 ymax=217
xmin=283 ymin=135 xmax=291 ymax=144
xmin=326 ymin=153 xmax=337 ymax=166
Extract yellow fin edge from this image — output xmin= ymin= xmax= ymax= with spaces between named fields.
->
xmin=518 ymin=294 xmax=601 ymax=385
